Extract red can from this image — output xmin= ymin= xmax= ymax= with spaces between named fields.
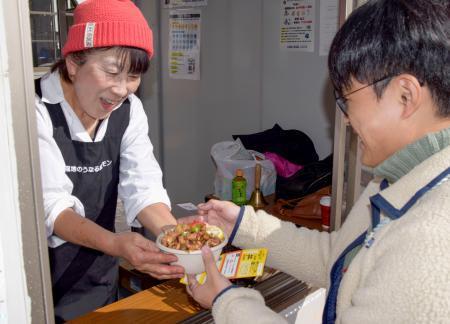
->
xmin=320 ymin=196 xmax=331 ymax=231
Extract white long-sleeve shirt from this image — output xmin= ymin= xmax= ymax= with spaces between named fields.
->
xmin=36 ymin=71 xmax=171 ymax=247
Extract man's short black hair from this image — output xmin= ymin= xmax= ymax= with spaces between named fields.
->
xmin=328 ymin=0 xmax=450 ymax=116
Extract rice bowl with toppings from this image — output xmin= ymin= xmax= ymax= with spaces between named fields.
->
xmin=156 ymin=222 xmax=228 ymax=274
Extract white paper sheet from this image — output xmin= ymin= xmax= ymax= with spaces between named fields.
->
xmin=168 ymin=9 xmax=201 ymax=80
xmin=280 ymin=0 xmax=315 ymax=52
xmin=163 ymin=0 xmax=207 ymax=8
xmin=319 ymin=0 xmax=339 ymax=56
xmin=176 ymin=202 xmax=198 ymax=211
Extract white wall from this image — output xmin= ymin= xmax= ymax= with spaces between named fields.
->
xmin=160 ymin=0 xmax=264 ymax=204
xmin=261 ymin=1 xmax=335 ymax=158
xmin=140 ymin=0 xmax=335 ymax=204
xmin=135 ymin=0 xmax=164 ymax=161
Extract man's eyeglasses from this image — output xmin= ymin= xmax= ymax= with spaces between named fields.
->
xmin=333 ymin=75 xmax=393 ymax=116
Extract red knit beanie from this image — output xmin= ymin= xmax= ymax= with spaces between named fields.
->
xmin=62 ymin=0 xmax=153 ymax=58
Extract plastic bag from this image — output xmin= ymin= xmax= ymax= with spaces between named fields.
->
xmin=211 ymin=140 xmax=276 ymax=201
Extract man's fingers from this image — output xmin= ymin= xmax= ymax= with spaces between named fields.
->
xmin=177 ymin=215 xmax=206 ymax=224
xmin=197 ymin=200 xmax=217 ymax=211
xmin=186 ymin=274 xmax=199 ymax=296
xmin=198 ymin=199 xmax=230 ymax=216
xmin=197 ymin=200 xmax=223 ymax=217
xmin=201 ymin=246 xmax=220 ymax=278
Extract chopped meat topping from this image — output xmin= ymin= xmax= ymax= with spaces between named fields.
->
xmin=160 ymin=222 xmax=224 ymax=251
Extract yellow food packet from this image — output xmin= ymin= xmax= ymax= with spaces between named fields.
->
xmin=180 ymin=248 xmax=268 ymax=285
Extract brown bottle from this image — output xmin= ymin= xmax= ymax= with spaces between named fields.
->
xmin=248 ymin=164 xmax=267 ymax=210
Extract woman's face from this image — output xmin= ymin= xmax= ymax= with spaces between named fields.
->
xmin=66 ymin=49 xmax=141 ymax=120
xmin=344 ymin=78 xmax=407 ymax=167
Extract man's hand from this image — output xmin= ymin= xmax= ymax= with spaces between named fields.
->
xmin=111 ymin=232 xmax=185 ymax=280
xmin=186 ymin=246 xmax=232 ymax=309
xmin=179 ymin=199 xmax=241 ymax=237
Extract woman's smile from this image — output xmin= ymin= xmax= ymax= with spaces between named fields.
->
xmin=100 ymin=97 xmax=120 ymax=112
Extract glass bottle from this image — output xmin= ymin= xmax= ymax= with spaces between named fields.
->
xmin=232 ymin=169 xmax=247 ymax=206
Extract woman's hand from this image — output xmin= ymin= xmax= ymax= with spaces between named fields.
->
xmin=179 ymin=200 xmax=241 ymax=237
xmin=111 ymin=232 xmax=185 ymax=280
xmin=186 ymin=246 xmax=232 ymax=309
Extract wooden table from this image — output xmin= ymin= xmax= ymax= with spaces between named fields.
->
xmin=68 ymin=280 xmax=202 ymax=324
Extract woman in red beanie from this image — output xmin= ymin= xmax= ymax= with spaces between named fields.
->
xmin=34 ymin=0 xmax=183 ymax=322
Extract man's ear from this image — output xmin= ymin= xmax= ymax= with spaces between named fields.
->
xmin=396 ymin=74 xmax=422 ymax=119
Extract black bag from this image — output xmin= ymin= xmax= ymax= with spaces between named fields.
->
xmin=233 ymin=124 xmax=319 ymax=166
xmin=276 ymin=154 xmax=333 ymax=200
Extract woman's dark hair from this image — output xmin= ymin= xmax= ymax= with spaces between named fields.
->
xmin=51 ymin=46 xmax=150 ymax=83
xmin=328 ymin=0 xmax=450 ymax=116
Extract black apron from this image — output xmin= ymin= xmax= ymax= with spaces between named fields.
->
xmin=36 ymin=80 xmax=130 ymax=323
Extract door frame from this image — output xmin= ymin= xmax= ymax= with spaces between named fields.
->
xmin=0 ymin=0 xmax=54 ymax=322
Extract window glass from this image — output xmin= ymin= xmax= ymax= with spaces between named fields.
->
xmin=30 ymin=0 xmax=76 ymax=68
xmin=29 ymin=0 xmax=53 ymax=12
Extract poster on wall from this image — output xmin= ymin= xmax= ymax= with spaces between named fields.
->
xmin=163 ymin=0 xmax=207 ymax=8
xmin=280 ymin=0 xmax=315 ymax=52
xmin=319 ymin=0 xmax=339 ymax=56
xmin=168 ymin=9 xmax=201 ymax=80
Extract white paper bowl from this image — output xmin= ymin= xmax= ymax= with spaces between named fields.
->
xmin=156 ymin=232 xmax=228 ymax=274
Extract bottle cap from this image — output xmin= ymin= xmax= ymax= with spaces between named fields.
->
xmin=320 ymin=196 xmax=331 ymax=207
xmin=236 ymin=169 xmax=244 ymax=177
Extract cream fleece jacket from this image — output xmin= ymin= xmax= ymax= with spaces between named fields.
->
xmin=212 ymin=146 xmax=450 ymax=324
